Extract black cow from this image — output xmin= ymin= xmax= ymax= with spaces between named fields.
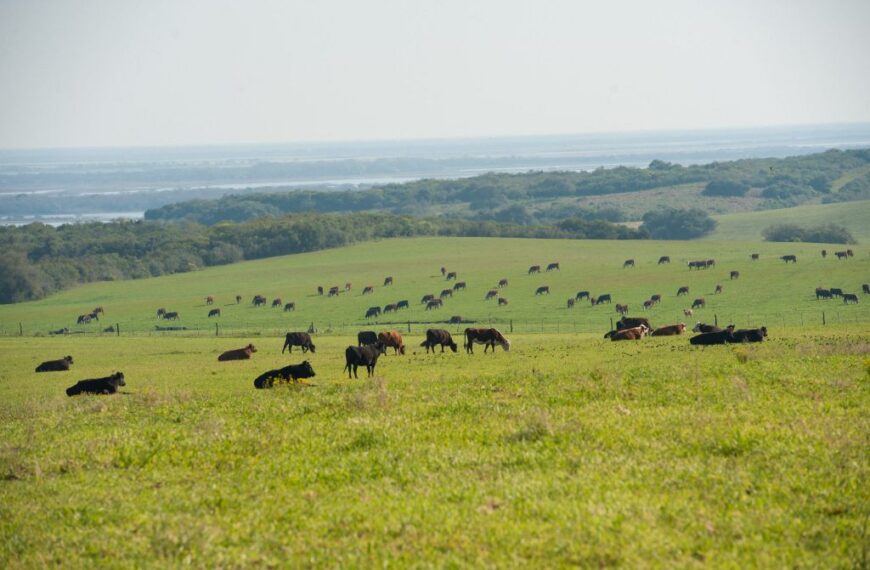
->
xmin=344 ymin=343 xmax=386 ymax=378
xmin=49 ymin=327 xmax=69 ymax=335
xmin=546 ymin=262 xmax=560 ymax=271
xmin=253 ymin=361 xmax=316 ymax=389
xmin=365 ymin=306 xmax=381 ymax=318
xmin=440 ymin=289 xmax=453 ymax=299
xmin=421 ymin=329 xmax=458 ymax=353
xmin=815 ymin=288 xmax=833 ymax=300
xmin=446 ymin=271 xmax=458 ymax=281
xmin=397 ymin=300 xmax=410 ymax=310
xmin=282 ymin=332 xmax=316 ymax=353
xmin=358 ymin=330 xmax=378 ymax=346
xmin=689 ymin=326 xmax=735 ymax=346
xmin=781 ymin=255 xmax=797 ymax=263
xmin=623 ymin=259 xmax=635 ymax=268
xmin=66 ymin=372 xmax=125 ymax=396
xmin=730 ymin=327 xmax=767 ymax=342
xmin=421 ymin=294 xmax=435 ymax=304
xmin=692 ymin=322 xmax=723 ymax=333
xmin=498 ymin=278 xmax=509 ymax=288
xmin=592 ymin=294 xmax=611 ymax=305
xmin=163 ymin=311 xmax=180 ymax=320
xmin=677 ymin=286 xmax=690 ymax=296
xmin=535 ymin=286 xmax=550 ymax=295
xmin=208 ymin=308 xmax=221 ymax=317
xmin=36 ymin=355 xmax=74 ymax=372
xmin=658 ymin=256 xmax=670 ymax=265
xmin=830 ymin=288 xmax=844 ymax=298
xmin=843 ymin=293 xmax=859 ymax=304
xmin=284 ymin=302 xmax=296 ymax=312
xmin=616 ymin=317 xmax=651 ymax=331
xmin=751 ymin=253 xmax=759 ymax=261
xmin=862 ymin=284 xmax=870 ymax=295
xmin=576 ymin=291 xmax=590 ymax=300
xmin=730 ymin=271 xmax=740 ymax=280
xmin=453 ymin=281 xmax=467 ymax=291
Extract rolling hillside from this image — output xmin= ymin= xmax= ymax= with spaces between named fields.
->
xmin=707 ymin=200 xmax=870 ymax=242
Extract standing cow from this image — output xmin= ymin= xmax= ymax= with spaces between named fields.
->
xmin=421 ymin=329 xmax=458 ymax=353
xmin=282 ymin=332 xmax=316 ymax=354
xmin=344 ymin=343 xmax=386 ymax=378
xmin=377 ymin=331 xmax=406 ymax=355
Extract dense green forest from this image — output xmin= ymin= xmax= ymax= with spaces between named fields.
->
xmin=144 ymin=149 xmax=870 ymax=225
xmin=0 ymin=214 xmax=645 ymax=303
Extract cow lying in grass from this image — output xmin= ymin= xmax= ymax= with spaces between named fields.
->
xmin=35 ymin=355 xmax=74 ymax=372
xmin=650 ymin=323 xmax=686 ymax=336
xmin=689 ymin=325 xmax=767 ymax=345
xmin=605 ymin=324 xmax=649 ymax=341
xmin=66 ymin=372 xmax=125 ymax=396
xmin=253 ymin=361 xmax=316 ymax=389
xmin=218 ymin=344 xmax=257 ymax=361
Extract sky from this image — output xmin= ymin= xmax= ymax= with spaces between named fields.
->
xmin=0 ymin=0 xmax=869 ymax=150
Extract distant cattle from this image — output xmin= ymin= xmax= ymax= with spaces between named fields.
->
xmin=206 ymin=296 xmax=214 ymax=305
xmin=498 ymin=298 xmax=508 ymax=306
xmin=692 ymin=322 xmax=722 ymax=333
xmin=576 ymin=291 xmax=590 ymax=300
xmin=449 ymin=315 xmax=463 ymax=324
xmin=35 ymin=355 xmax=74 ymax=372
xmin=658 ymin=256 xmax=670 ymax=265
xmin=317 ymin=286 xmax=324 ymax=296
xmin=384 ymin=276 xmax=393 ymax=286
xmin=834 ymin=251 xmax=849 ymax=260
xmin=440 ymin=289 xmax=453 ymax=299
xmin=208 ymin=308 xmax=221 ymax=317
xmin=607 ymin=325 xmax=648 ymax=341
xmin=421 ymin=329 xmax=458 ymax=353
xmin=365 ymin=306 xmax=381 ymax=319
xmin=344 ymin=343 xmax=386 ymax=378
xmin=378 ymin=331 xmax=406 ymax=355
xmin=615 ymin=303 xmax=629 ymax=316
xmin=441 ymin=266 xmax=446 ymax=276
xmin=623 ymin=259 xmax=635 ymax=268
xmin=567 ymin=298 xmax=575 ymax=308
xmin=93 ymin=306 xmax=104 ymax=315
xmin=103 ymin=326 xmax=115 ymax=333
xmin=650 ymin=323 xmax=686 ymax=336
xmin=383 ymin=303 xmax=397 ymax=313
xmin=464 ymin=328 xmax=511 ymax=353
xmin=617 ymin=316 xmax=651 ymax=331
xmin=715 ymin=284 xmax=723 ymax=294
xmin=421 ymin=294 xmax=435 ymax=304
xmin=446 ymin=271 xmax=458 ymax=281
xmin=453 ymin=281 xmax=467 ymax=292
xmin=77 ymin=314 xmax=92 ymax=325
xmin=358 ymin=331 xmax=379 ymax=346
xmin=781 ymin=255 xmax=797 ymax=263
xmin=650 ymin=294 xmax=661 ymax=304
xmin=677 ymin=286 xmax=690 ymax=296
xmin=547 ymin=262 xmax=560 ymax=271
xmin=843 ymin=293 xmax=859 ymax=304
xmin=396 ymin=300 xmax=410 ymax=310
xmin=253 ymin=361 xmax=316 ymax=389
xmin=498 ymin=278 xmax=509 ymax=288
xmin=688 ymin=260 xmax=711 ymax=270
xmin=751 ymin=253 xmax=759 ymax=261
xmin=862 ymin=284 xmax=870 ymax=295
xmin=66 ymin=372 xmax=125 ymax=396
xmin=283 ymin=302 xmax=295 ymax=312
xmin=821 ymin=250 xmax=827 ymax=258
xmin=218 ymin=344 xmax=257 ymax=361
xmin=730 ymin=271 xmax=739 ymax=280
xmin=163 ymin=311 xmax=180 ymax=320
xmin=328 ymin=287 xmax=340 ymax=297
xmin=643 ymin=300 xmax=653 ymax=310
xmin=691 ymin=298 xmax=705 ymax=309
xmin=830 ymin=288 xmax=844 ymax=297
xmin=528 ymin=265 xmax=541 ymax=274
xmin=683 ymin=308 xmax=693 ymax=317
xmin=689 ymin=326 xmax=734 ymax=346
xmin=236 ymin=294 xmax=242 ymax=304
xmin=426 ymin=299 xmax=443 ymax=310
xmin=535 ymin=286 xmax=550 ymax=295
xmin=730 ymin=327 xmax=768 ymax=342
xmin=282 ymin=332 xmax=316 ymax=354
xmin=485 ymin=290 xmax=499 ymax=300
xmin=815 ymin=287 xmax=833 ymax=300
xmin=362 ymin=286 xmax=374 ymax=295
xmin=847 ymin=249 xmax=854 ymax=257
xmin=253 ymin=295 xmax=267 ymax=306
xmin=591 ymin=294 xmax=612 ymax=305
xmin=345 ymin=283 xmax=352 ymax=292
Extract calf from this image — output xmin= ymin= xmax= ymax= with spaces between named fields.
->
xmin=567 ymin=298 xmax=576 ymax=308
xmin=35 ymin=355 xmax=74 ymax=372
xmin=208 ymin=308 xmax=221 ymax=317
xmin=282 ymin=332 xmax=316 ymax=354
xmin=254 ymin=361 xmax=316 ymax=389
xmin=650 ymin=323 xmax=686 ymax=336
xmin=421 ymin=329 xmax=458 ymax=353
xmin=66 ymin=372 xmax=125 ymax=396
xmin=218 ymin=344 xmax=257 ymax=361
xmin=344 ymin=343 xmax=386 ymax=378
xmin=683 ymin=308 xmax=693 ymax=317
xmin=378 ymin=331 xmax=406 ymax=355
xmin=358 ymin=330 xmax=378 ymax=346
xmin=843 ymin=293 xmax=859 ymax=304
xmin=715 ymin=284 xmax=723 ymax=294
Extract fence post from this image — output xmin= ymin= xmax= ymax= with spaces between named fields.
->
xmin=609 ymin=317 xmax=613 ymax=330
xmin=215 ymin=322 xmax=219 ymax=337
xmin=408 ymin=320 xmax=411 ymax=334
xmin=19 ymin=322 xmax=23 ymax=336
xmin=116 ymin=323 xmax=120 ymax=337
xmin=714 ymin=314 xmax=718 ymax=326
xmin=510 ymin=319 xmax=513 ymax=333
xmin=822 ymin=311 xmax=826 ymax=325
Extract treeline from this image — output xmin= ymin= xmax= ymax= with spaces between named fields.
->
xmin=144 ymin=149 xmax=870 ymax=225
xmin=0 ymin=213 xmax=646 ymax=303
xmin=762 ymin=223 xmax=856 ymax=244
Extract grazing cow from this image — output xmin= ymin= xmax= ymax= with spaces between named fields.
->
xmin=616 ymin=303 xmax=629 ymax=316
xmin=707 ymin=259 xmax=716 ymax=267
xmin=730 ymin=327 xmax=768 ymax=343
xmin=317 ymin=286 xmax=324 ymax=296
xmin=498 ymin=297 xmax=509 ymax=306
xmin=862 ymin=284 xmax=870 ymax=295
xmin=692 ymin=322 xmax=722 ymax=333
xmin=498 ymin=278 xmax=509 ymax=288
xmin=547 ymin=262 xmax=560 ymax=271
xmin=77 ymin=314 xmax=92 ymax=325
xmin=441 ymin=267 xmax=446 ymax=276
xmin=715 ymin=284 xmax=723 ymax=294
xmin=283 ymin=302 xmax=295 ymax=312
xmin=421 ymin=294 xmax=435 ymax=304
xmin=485 ymin=290 xmax=499 ymax=300
xmin=650 ymin=294 xmax=661 ymax=304
xmin=208 ymin=308 xmax=221 ymax=317
xmin=751 ymin=253 xmax=759 ymax=261
xmin=567 ymin=298 xmax=576 ymax=308
xmin=426 ymin=299 xmax=443 ymax=310
xmin=651 ymin=323 xmax=686 ymax=336
xmin=691 ymin=298 xmax=705 ymax=309
xmin=206 ymin=296 xmax=214 ymax=305
xmin=377 ymin=331 xmax=406 ymax=355
xmin=535 ymin=286 xmax=550 ymax=295
xmin=843 ymin=293 xmax=859 ymax=304
xmin=449 ymin=315 xmax=463 ymax=324
xmin=156 ymin=308 xmax=167 ymax=318
xmin=821 ymin=249 xmax=827 ymax=258
xmin=253 ymin=295 xmax=267 ymax=307
xmin=617 ymin=316 xmax=651 ymax=331
xmin=328 ymin=287 xmax=340 ymax=297
xmin=440 ymin=289 xmax=453 ymax=299
xmin=464 ymin=328 xmax=511 ymax=353
xmin=345 ymin=283 xmax=352 ymax=292
xmin=365 ymin=306 xmax=381 ymax=319
xmin=103 ymin=326 xmax=115 ymax=333
xmin=847 ymin=249 xmax=854 ymax=257
xmin=607 ymin=325 xmax=648 ymax=341
xmin=396 ymin=300 xmax=410 ymax=310
xmin=362 ymin=286 xmax=374 ymax=295
xmin=282 ymin=332 xmax=316 ymax=354
xmin=643 ymin=300 xmax=654 ymax=311
xmin=677 ymin=286 xmax=690 ymax=296
xmin=683 ymin=308 xmax=693 ymax=317
xmin=254 ymin=361 xmax=316 ymax=389
xmin=218 ymin=344 xmax=257 ymax=361
xmin=163 ymin=311 xmax=180 ymax=320
xmin=623 ymin=259 xmax=635 ymax=268
xmin=358 ymin=331 xmax=379 ymax=346
xmin=446 ymin=271 xmax=458 ymax=281
xmin=658 ymin=256 xmax=670 ymax=265
xmin=528 ymin=265 xmax=541 ymax=274
xmin=236 ymin=294 xmax=242 ymax=304
xmin=815 ymin=287 xmax=833 ymax=300
xmin=93 ymin=306 xmax=105 ymax=315
xmin=35 ymin=355 xmax=74 ymax=372
xmin=781 ymin=255 xmax=797 ymax=263
xmin=384 ymin=276 xmax=393 ymax=286
xmin=592 ymin=294 xmax=612 ymax=305
xmin=383 ymin=303 xmax=397 ymax=313
xmin=421 ymin=329 xmax=458 ymax=353
xmin=689 ymin=326 xmax=735 ymax=346
xmin=271 ymin=298 xmax=282 ymax=308
xmin=834 ymin=251 xmax=848 ymax=260
xmin=66 ymin=372 xmax=125 ymax=396
xmin=576 ymin=291 xmax=590 ymax=300
xmin=344 ymin=343 xmax=386 ymax=379
xmin=453 ymin=281 xmax=467 ymax=292
xmin=730 ymin=271 xmax=739 ymax=280
xmin=830 ymin=288 xmax=844 ymax=298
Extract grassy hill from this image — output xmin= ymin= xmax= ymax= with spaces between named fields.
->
xmin=706 ymin=200 xmax=870 ymax=243
xmin=1 ymin=237 xmax=867 ymax=336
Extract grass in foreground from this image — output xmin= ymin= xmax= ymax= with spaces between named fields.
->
xmin=1 ymin=328 xmax=868 ymax=567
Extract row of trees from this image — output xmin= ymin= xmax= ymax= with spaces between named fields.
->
xmin=762 ymin=223 xmax=855 ymax=244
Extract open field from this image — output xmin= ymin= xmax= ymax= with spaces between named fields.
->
xmin=0 ymin=237 xmax=868 ymax=337
xmin=707 ymin=200 xmax=870 ymax=243
xmin=1 ymin=328 xmax=868 ymax=567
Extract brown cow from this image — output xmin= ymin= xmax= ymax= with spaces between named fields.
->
xmin=464 ymin=328 xmax=511 ymax=353
xmin=616 ymin=303 xmax=629 ymax=315
xmin=650 ymin=323 xmax=686 ymax=336
xmin=383 ymin=303 xmax=397 ymax=313
xmin=421 ymin=293 xmax=435 ymax=304
xmin=206 ymin=296 xmax=214 ymax=305
xmin=567 ymin=298 xmax=575 ymax=308
xmin=440 ymin=266 xmax=446 ymax=276
xmin=715 ymin=284 xmax=723 ymax=294
xmin=272 ymin=298 xmax=282 ymax=308
xmin=236 ymin=294 xmax=242 ymax=304
xmin=362 ymin=286 xmax=374 ymax=295
xmin=317 ymin=286 xmax=323 ymax=296
xmin=345 ymin=282 xmax=352 ymax=292
xmin=377 ymin=331 xmax=406 ymax=355
xmin=218 ymin=344 xmax=257 ymax=361
xmin=607 ymin=325 xmax=648 ymax=341
xmin=683 ymin=308 xmax=693 ymax=317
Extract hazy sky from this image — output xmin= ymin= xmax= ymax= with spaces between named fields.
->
xmin=1 ymin=0 xmax=868 ymax=149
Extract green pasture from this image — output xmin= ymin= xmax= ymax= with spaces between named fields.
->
xmin=0 ymin=237 xmax=867 ymax=337
xmin=708 ymin=200 xmax=870 ymax=243
xmin=1 ymin=328 xmax=868 ymax=567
